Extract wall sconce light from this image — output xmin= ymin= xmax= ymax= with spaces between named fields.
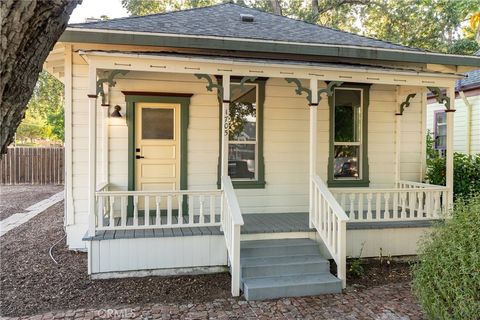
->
xmin=110 ymin=105 xmax=122 ymax=118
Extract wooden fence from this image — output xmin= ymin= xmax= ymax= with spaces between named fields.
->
xmin=0 ymin=147 xmax=64 ymax=185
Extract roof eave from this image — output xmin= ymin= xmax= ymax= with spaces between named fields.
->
xmin=60 ymin=28 xmax=480 ymax=68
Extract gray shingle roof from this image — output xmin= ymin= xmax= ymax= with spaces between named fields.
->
xmin=459 ymin=69 xmax=480 ymax=88
xmin=69 ymin=3 xmax=421 ymax=52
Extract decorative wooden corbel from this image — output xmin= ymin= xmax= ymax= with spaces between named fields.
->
xmin=396 ymin=93 xmax=416 ymax=115
xmin=231 ymin=76 xmax=258 ymax=95
xmin=96 ymin=70 xmax=129 ymax=106
xmin=195 ymin=73 xmax=224 ymax=100
xmin=428 ymin=87 xmax=452 ymax=111
xmin=285 ymin=78 xmax=343 ymax=105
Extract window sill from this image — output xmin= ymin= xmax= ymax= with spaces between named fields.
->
xmin=217 ymin=180 xmax=266 ymax=189
xmin=327 ymin=179 xmax=370 ymax=188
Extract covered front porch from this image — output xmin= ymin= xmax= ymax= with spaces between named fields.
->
xmin=82 ymin=50 xmax=456 ymax=298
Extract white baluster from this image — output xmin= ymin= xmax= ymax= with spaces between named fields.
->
xmin=425 ymin=191 xmax=431 ymax=218
xmin=199 ymin=195 xmax=205 ymax=224
xmin=189 ymin=195 xmax=194 ymax=225
xmin=210 ymin=195 xmax=215 ymax=224
xmin=167 ymin=195 xmax=172 ymax=225
xmin=400 ymin=192 xmax=407 ymax=219
xmin=155 ymin=196 xmax=161 ymax=225
xmin=367 ymin=193 xmax=373 ymax=221
xmin=178 ymin=194 xmax=184 ymax=225
xmin=349 ymin=194 xmax=356 ymax=220
xmin=109 ymin=196 xmax=115 ymax=227
xmin=121 ymin=196 xmax=127 ymax=227
xmin=392 ymin=192 xmax=399 ymax=219
xmin=384 ymin=193 xmax=390 ymax=219
xmin=98 ymin=196 xmax=104 ymax=228
xmin=375 ymin=193 xmax=381 ymax=220
xmin=358 ymin=194 xmax=364 ymax=221
xmin=144 ymin=195 xmax=150 ymax=226
xmin=133 ymin=195 xmax=139 ymax=226
xmin=433 ymin=191 xmax=441 ymax=218
xmin=417 ymin=192 xmax=424 ymax=218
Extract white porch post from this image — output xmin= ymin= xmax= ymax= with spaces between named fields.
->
xmin=446 ymin=87 xmax=455 ymax=209
xmin=221 ymin=75 xmax=231 ymax=186
xmin=309 ymin=79 xmax=318 ymax=228
xmin=394 ymin=86 xmax=402 ymax=184
xmin=88 ymin=65 xmax=98 ymax=238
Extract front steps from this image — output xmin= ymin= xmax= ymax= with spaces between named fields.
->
xmin=240 ymin=238 xmax=342 ymax=300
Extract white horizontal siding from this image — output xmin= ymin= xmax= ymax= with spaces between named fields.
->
xmin=68 ymin=66 xmax=428 ymax=247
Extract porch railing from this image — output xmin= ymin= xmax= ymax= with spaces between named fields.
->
xmin=221 ymin=176 xmax=244 ymax=297
xmin=331 ymin=181 xmax=449 ymax=222
xmin=311 ymin=175 xmax=349 ymax=288
xmin=95 ymin=189 xmax=222 ymax=230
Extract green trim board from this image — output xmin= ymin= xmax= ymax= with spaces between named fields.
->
xmin=327 ymin=83 xmax=371 ymax=187
xmin=124 ymin=93 xmax=192 ymax=192
xmin=60 ymin=29 xmax=480 ymax=67
xmin=216 ymin=77 xmax=267 ymax=189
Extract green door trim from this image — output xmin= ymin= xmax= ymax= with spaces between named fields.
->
xmin=124 ymin=92 xmax=192 ymax=191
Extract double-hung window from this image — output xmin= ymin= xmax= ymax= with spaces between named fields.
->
xmin=434 ymin=110 xmax=446 ymax=150
xmin=328 ymin=84 xmax=370 ymax=187
xmin=218 ymin=77 xmax=266 ymax=188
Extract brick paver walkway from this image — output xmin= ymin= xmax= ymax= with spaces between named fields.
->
xmin=4 ymin=282 xmax=424 ymax=320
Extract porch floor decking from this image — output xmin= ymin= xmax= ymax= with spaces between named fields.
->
xmin=84 ymin=212 xmax=436 ymax=241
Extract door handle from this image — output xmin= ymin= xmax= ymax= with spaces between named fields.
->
xmin=136 ymin=155 xmax=145 ymax=159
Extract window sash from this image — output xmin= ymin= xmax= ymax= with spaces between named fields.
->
xmin=333 ymin=88 xmax=363 ymax=180
xmin=229 ymin=83 xmax=259 ymax=181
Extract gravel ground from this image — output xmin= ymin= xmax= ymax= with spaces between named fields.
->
xmin=0 ymin=201 xmax=231 ymax=317
xmin=0 ymin=185 xmax=63 ymax=220
xmin=1 ymin=198 xmax=424 ymax=318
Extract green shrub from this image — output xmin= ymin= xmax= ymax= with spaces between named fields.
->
xmin=425 ymin=153 xmax=480 ymax=198
xmin=412 ymin=194 xmax=480 ymax=319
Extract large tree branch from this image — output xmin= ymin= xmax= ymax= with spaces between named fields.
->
xmin=0 ymin=0 xmax=81 ymax=154
xmin=312 ymin=0 xmax=373 ymax=16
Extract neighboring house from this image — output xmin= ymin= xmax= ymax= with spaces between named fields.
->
xmin=427 ymin=51 xmax=480 ymax=155
xmin=44 ymin=4 xmax=479 ymax=300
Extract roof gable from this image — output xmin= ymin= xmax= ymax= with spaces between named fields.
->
xmin=69 ymin=3 xmax=420 ymax=52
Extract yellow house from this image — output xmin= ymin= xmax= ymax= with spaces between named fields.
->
xmin=44 ymin=4 xmax=480 ymax=300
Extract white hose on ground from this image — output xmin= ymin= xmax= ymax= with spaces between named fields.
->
xmin=49 ymin=233 xmax=66 ymax=265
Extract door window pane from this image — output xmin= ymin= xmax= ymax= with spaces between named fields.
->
xmin=333 ymin=146 xmax=360 ymax=178
xmin=228 ymin=144 xmax=255 ymax=179
xmin=142 ymin=108 xmax=174 ymax=140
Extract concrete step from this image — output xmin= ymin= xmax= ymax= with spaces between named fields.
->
xmin=242 ymin=273 xmax=342 ymax=300
xmin=241 ymin=254 xmax=330 ymax=278
xmin=241 ymin=238 xmax=320 ymax=258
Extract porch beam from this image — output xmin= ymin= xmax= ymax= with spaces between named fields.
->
xmin=81 ymin=52 xmax=460 ymax=88
xmin=88 ymin=65 xmax=98 ymax=239
xmin=445 ymin=87 xmax=455 ymax=209
xmin=221 ymin=75 xmax=231 ymax=186
xmin=309 ymin=79 xmax=319 ymax=228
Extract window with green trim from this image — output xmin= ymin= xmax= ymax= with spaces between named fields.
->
xmin=328 ymin=84 xmax=370 ymax=187
xmin=218 ymin=78 xmax=266 ymax=189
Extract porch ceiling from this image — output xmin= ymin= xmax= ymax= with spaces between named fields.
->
xmin=79 ymin=50 xmax=460 ymax=88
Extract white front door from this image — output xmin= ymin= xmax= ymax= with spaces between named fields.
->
xmin=135 ymin=103 xmax=180 ymax=192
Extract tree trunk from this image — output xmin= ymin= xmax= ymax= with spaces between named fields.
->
xmin=0 ymin=0 xmax=81 ymax=155
xmin=270 ymin=0 xmax=282 ymax=16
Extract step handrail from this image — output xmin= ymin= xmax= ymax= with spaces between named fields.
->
xmin=221 ymin=175 xmax=244 ymax=296
xmin=311 ymin=175 xmax=349 ymax=288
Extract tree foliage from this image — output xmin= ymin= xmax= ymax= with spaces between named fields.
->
xmin=16 ymin=71 xmax=65 ymax=144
